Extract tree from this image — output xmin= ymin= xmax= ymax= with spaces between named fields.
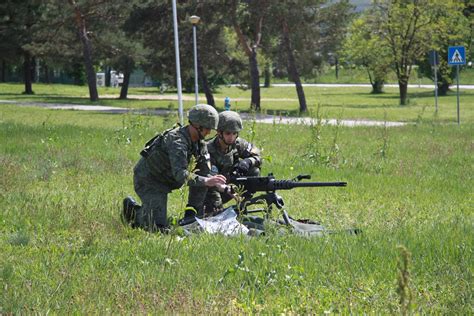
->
xmin=269 ymin=1 xmax=319 ymax=113
xmin=229 ymin=0 xmax=270 ymax=111
xmin=280 ymin=16 xmax=307 ymax=112
xmin=0 ymin=0 xmax=44 ymax=94
xmin=318 ymin=0 xmax=355 ymax=80
xmin=67 ymin=0 xmax=99 ymax=101
xmin=125 ymin=1 xmax=231 ymax=107
xmin=417 ymin=2 xmax=471 ymax=95
xmin=35 ymin=0 xmax=142 ymax=101
xmin=342 ymin=11 xmax=392 ymax=94
xmin=190 ymin=2 xmax=238 ymax=107
xmin=103 ymin=7 xmax=150 ymax=100
xmin=374 ymin=0 xmax=467 ymax=105
xmin=265 ymin=1 xmax=354 ymax=112
xmin=462 ymin=1 xmax=473 ymax=63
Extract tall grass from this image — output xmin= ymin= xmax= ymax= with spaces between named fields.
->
xmin=1 ymin=102 xmax=472 ymax=313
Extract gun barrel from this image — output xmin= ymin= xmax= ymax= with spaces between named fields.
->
xmin=272 ymin=180 xmax=347 ymax=190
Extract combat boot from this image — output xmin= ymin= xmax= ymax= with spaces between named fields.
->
xmin=122 ymin=196 xmax=140 ymax=227
xmin=178 ymin=205 xmax=198 ymax=226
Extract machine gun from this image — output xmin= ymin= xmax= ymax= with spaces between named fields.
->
xmin=231 ymin=174 xmax=346 ymax=195
xmin=229 ymin=174 xmax=347 ymax=224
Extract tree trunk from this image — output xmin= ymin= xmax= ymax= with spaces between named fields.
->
xmin=80 ymin=33 xmax=98 ymax=101
xmin=371 ymin=80 xmax=384 ymax=94
xmin=119 ymin=71 xmax=131 ymax=99
xmin=438 ymin=81 xmax=449 ymax=96
xmin=249 ymin=49 xmax=261 ymax=111
xmin=231 ymin=0 xmax=264 ymax=112
xmin=1 ymin=59 xmax=5 ymax=82
xmin=104 ymin=66 xmax=112 ymax=87
xmin=32 ymin=57 xmax=37 ymax=82
xmin=398 ymin=79 xmax=408 ymax=105
xmin=198 ymin=63 xmax=215 ymax=107
xmin=282 ymin=19 xmax=307 ymax=113
xmin=264 ymin=63 xmax=270 ymax=88
xmin=105 ymin=66 xmax=111 ymax=87
xmin=335 ymin=56 xmax=339 ymax=80
xmin=23 ymin=51 xmax=34 ymax=94
xmin=69 ymin=0 xmax=98 ymax=101
xmin=43 ymin=64 xmax=50 ymax=83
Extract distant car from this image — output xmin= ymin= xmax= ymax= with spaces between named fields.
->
xmin=117 ymin=73 xmax=124 ymax=86
xmin=96 ymin=73 xmax=105 ymax=87
xmin=111 ymin=71 xmax=124 ymax=87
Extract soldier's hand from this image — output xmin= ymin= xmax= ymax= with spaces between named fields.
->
xmin=204 ymin=174 xmax=227 ymax=187
xmin=236 ymin=159 xmax=251 ymax=175
xmin=216 ymin=184 xmax=236 ymax=200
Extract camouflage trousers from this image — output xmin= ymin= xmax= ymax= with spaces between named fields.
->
xmin=133 ymin=158 xmax=170 ymax=229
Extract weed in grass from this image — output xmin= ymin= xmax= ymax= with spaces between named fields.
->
xmin=429 ymin=110 xmax=440 ymax=134
xmin=2 ymin=263 xmax=14 ymax=282
xmin=217 ymin=248 xmax=279 ymax=311
xmin=396 ymin=245 xmax=413 ymax=315
xmin=41 ymin=113 xmax=53 ymax=128
xmin=415 ymin=104 xmax=428 ymax=125
xmin=304 ymin=105 xmax=344 ymax=168
xmin=230 ymin=184 xmax=247 ymax=215
xmin=177 ymin=156 xmax=197 ymax=218
xmin=305 ymin=104 xmax=324 ymax=163
xmin=327 ymin=117 xmax=343 ymax=168
xmin=162 ymin=103 xmax=178 ymax=128
xmin=247 ymin=109 xmax=258 ymax=144
xmin=8 ymin=230 xmax=30 ymax=246
xmin=114 ymin=113 xmax=152 ymax=145
xmin=377 ymin=111 xmax=390 ymax=160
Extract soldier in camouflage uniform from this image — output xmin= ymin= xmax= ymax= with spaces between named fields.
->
xmin=122 ymin=104 xmax=228 ymax=232
xmin=201 ymin=111 xmax=262 ymax=215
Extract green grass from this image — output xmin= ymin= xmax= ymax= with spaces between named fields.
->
xmin=1 ymin=103 xmax=472 ymax=313
xmin=311 ymin=66 xmax=474 ymax=84
xmin=1 ymin=82 xmax=474 ymax=124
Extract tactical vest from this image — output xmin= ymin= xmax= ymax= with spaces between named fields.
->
xmin=140 ymin=125 xmax=210 ymax=189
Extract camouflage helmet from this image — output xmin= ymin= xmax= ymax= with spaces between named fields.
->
xmin=218 ymin=111 xmax=243 ymax=132
xmin=188 ymin=104 xmax=219 ymax=129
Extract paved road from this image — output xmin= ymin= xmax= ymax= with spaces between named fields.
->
xmin=1 ymin=99 xmax=406 ymax=127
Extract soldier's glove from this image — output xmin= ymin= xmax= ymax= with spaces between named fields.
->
xmin=217 ymin=184 xmax=235 ymax=196
xmin=215 ymin=184 xmax=238 ymax=202
xmin=235 ymin=159 xmax=251 ymax=175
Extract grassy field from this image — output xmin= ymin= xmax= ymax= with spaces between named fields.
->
xmin=1 ymin=85 xmax=473 ymax=313
xmin=309 ymin=66 xmax=474 ymax=85
xmin=1 ymin=82 xmax=474 ymax=124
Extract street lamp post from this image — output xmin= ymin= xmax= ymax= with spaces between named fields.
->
xmin=171 ymin=0 xmax=184 ymax=125
xmin=190 ymin=15 xmax=200 ymax=105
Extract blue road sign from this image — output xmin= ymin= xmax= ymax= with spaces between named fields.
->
xmin=448 ymin=46 xmax=466 ymax=65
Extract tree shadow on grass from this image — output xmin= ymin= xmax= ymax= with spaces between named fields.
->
xmin=0 ymin=94 xmax=177 ymax=110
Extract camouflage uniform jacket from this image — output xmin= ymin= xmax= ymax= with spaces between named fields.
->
xmin=139 ymin=125 xmax=211 ymax=192
xmin=206 ymin=136 xmax=261 ymax=178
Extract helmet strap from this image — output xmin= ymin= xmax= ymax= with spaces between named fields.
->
xmin=191 ymin=123 xmax=206 ymax=140
xmin=218 ymin=131 xmax=237 ymax=147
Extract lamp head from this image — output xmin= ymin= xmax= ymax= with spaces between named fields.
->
xmin=189 ymin=15 xmax=200 ymax=25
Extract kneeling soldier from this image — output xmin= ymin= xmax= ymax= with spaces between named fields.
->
xmin=185 ymin=111 xmax=262 ymax=218
xmin=122 ymin=104 xmax=228 ymax=232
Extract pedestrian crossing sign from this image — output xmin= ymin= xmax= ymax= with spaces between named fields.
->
xmin=448 ymin=46 xmax=466 ymax=65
